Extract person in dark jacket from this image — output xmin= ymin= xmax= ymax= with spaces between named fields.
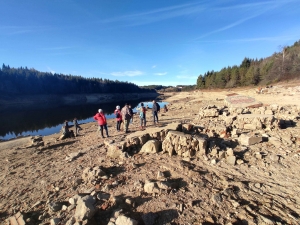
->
xmin=152 ymin=100 xmax=160 ymax=125
xmin=94 ymin=109 xmax=109 ymax=138
xmin=121 ymin=103 xmax=131 ymax=133
xmin=128 ymin=104 xmax=134 ymax=123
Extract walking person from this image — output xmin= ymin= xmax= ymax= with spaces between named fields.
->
xmin=138 ymin=102 xmax=147 ymax=129
xmin=128 ymin=104 xmax=134 ymax=123
xmin=121 ymin=103 xmax=131 ymax=133
xmin=152 ymin=100 xmax=160 ymax=125
xmin=73 ymin=117 xmax=82 ymax=136
xmin=93 ymin=109 xmax=109 ymax=138
xmin=114 ymin=105 xmax=122 ymax=132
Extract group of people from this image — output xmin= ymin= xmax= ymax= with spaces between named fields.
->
xmin=60 ymin=100 xmax=167 ymax=139
xmin=93 ymin=100 xmax=165 ymax=138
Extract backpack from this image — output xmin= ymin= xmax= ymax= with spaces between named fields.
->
xmin=125 ymin=113 xmax=131 ymax=120
xmin=156 ymin=102 xmax=160 ymax=112
xmin=115 ymin=111 xmax=120 ymax=119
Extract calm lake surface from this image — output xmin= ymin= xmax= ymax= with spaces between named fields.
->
xmin=0 ymin=100 xmax=168 ymax=140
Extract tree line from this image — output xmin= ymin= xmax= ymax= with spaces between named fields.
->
xmin=0 ymin=65 xmax=155 ymax=95
xmin=197 ymin=40 xmax=300 ymax=89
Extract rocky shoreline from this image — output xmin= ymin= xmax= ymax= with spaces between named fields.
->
xmin=1 ymin=85 xmax=300 ymax=225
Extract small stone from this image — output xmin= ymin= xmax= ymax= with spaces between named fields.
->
xmin=69 ymin=195 xmax=80 ymax=205
xmin=179 ymin=203 xmax=184 ymax=212
xmin=255 ymin=153 xmax=262 ymax=159
xmin=125 ymin=198 xmax=133 ymax=205
xmin=213 ymin=193 xmax=223 ymax=203
xmin=226 ymin=148 xmax=234 ymax=156
xmin=157 ymin=171 xmax=165 ymax=179
xmin=144 ymin=182 xmax=160 ymax=194
xmin=112 ymin=181 xmax=119 ymax=186
xmin=230 ymin=200 xmax=240 ymax=208
xmin=236 ymin=159 xmax=244 ymax=165
xmin=226 ymin=156 xmax=236 ymax=165
xmin=254 ymin=183 xmax=261 ymax=189
xmin=50 ymin=218 xmax=60 ymax=225
xmin=49 ymin=202 xmax=62 ymax=212
xmin=211 ymin=159 xmax=217 ymax=165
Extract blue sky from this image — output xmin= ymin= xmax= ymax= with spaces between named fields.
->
xmin=0 ymin=0 xmax=299 ymax=86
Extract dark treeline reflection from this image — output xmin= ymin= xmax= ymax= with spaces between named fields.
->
xmin=0 ymin=98 xmax=150 ymax=139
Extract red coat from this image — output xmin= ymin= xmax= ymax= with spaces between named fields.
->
xmin=114 ymin=109 xmax=122 ymax=121
xmin=94 ymin=112 xmax=107 ymax=125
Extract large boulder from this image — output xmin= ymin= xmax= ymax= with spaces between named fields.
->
xmin=239 ymin=133 xmax=262 ymax=146
xmin=140 ymin=140 xmax=161 ymax=154
xmin=74 ymin=195 xmax=96 ymax=222
xmin=107 ymin=142 xmax=126 ymax=158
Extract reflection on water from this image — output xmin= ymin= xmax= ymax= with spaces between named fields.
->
xmin=0 ymin=100 xmax=168 ymax=140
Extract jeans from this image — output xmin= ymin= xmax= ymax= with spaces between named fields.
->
xmin=116 ymin=120 xmax=121 ymax=131
xmin=123 ymin=119 xmax=130 ymax=132
xmin=99 ymin=124 xmax=108 ymax=137
xmin=153 ymin=111 xmax=158 ymax=123
xmin=140 ymin=117 xmax=146 ymax=127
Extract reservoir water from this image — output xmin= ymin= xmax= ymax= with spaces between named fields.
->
xmin=0 ymin=100 xmax=168 ymax=140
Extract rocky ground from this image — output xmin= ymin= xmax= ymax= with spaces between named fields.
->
xmin=1 ymin=83 xmax=300 ymax=225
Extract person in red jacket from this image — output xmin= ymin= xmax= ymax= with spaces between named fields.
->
xmin=114 ymin=105 xmax=122 ymax=131
xmin=93 ymin=109 xmax=109 ymax=138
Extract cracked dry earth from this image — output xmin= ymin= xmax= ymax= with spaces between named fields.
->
xmin=1 ymin=84 xmax=300 ymax=225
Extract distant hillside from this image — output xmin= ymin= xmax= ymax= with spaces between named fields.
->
xmin=0 ymin=65 xmax=156 ymax=96
xmin=197 ymin=40 xmax=300 ymax=89
xmin=141 ymin=84 xmax=196 ymax=92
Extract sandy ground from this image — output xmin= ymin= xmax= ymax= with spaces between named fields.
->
xmin=1 ymin=83 xmax=300 ymax=225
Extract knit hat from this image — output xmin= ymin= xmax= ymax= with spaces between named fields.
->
xmin=116 ymin=105 xmax=120 ymax=109
xmin=98 ymin=109 xmax=103 ymax=113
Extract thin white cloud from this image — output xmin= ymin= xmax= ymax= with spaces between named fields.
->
xmin=47 ymin=66 xmax=55 ymax=74
xmin=110 ymin=70 xmax=144 ymax=77
xmin=194 ymin=0 xmax=292 ymax=40
xmin=154 ymin=72 xmax=167 ymax=76
xmin=131 ymin=80 xmax=187 ymax=86
xmin=195 ymin=34 xmax=300 ymax=43
xmin=152 ymin=65 xmax=157 ymax=68
xmin=0 ymin=25 xmax=50 ymax=35
xmin=100 ymin=2 xmax=206 ymax=26
xmin=196 ymin=13 xmax=263 ymax=40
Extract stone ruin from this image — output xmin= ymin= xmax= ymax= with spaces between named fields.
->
xmin=102 ymin=100 xmax=299 ymax=168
